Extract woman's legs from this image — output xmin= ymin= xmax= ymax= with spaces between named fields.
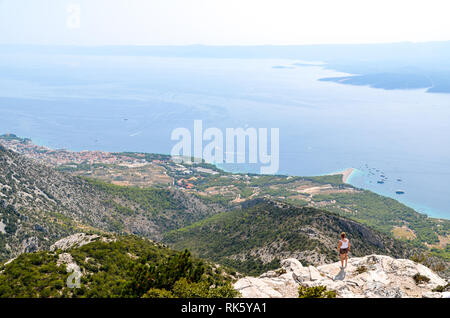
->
xmin=340 ymin=253 xmax=344 ymax=267
xmin=344 ymin=253 xmax=348 ymax=267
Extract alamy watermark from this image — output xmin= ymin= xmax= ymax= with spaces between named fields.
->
xmin=171 ymin=120 xmax=279 ymax=174
xmin=66 ymin=263 xmax=81 ymax=288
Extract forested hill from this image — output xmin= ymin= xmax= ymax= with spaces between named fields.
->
xmin=0 ymin=234 xmax=238 ymax=298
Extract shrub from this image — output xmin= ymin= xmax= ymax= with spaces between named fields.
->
xmin=432 ymin=283 xmax=449 ymax=292
xmin=142 ymin=288 xmax=174 ymax=298
xmin=172 ymin=278 xmax=240 ymax=298
xmin=206 ymin=283 xmax=241 ymax=298
xmin=298 ymin=285 xmax=336 ymax=298
xmin=410 ymin=252 xmax=447 ymax=273
xmin=355 ymin=265 xmax=367 ymax=274
xmin=413 ymin=273 xmax=430 ymax=285
xmin=172 ymin=278 xmax=210 ymax=298
xmin=0 ymin=236 xmax=238 ymax=298
xmin=275 ymin=268 xmax=287 ymax=276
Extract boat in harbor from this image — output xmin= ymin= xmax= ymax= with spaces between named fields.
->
xmin=395 ymin=190 xmax=405 ymax=194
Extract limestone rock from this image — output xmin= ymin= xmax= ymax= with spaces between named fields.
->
xmin=234 ymin=275 xmax=299 ymax=298
xmin=280 ymin=258 xmax=303 ymax=272
xmin=234 ymin=254 xmax=448 ymax=298
xmin=21 ymin=236 xmax=39 ymax=253
xmin=308 ymin=265 xmax=322 ymax=281
xmin=57 ymin=252 xmax=82 ymax=288
xmin=50 ymin=233 xmax=100 ymax=251
xmin=56 ymin=252 xmax=74 ymax=267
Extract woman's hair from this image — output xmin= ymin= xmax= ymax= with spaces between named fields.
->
xmin=340 ymin=232 xmax=346 ymax=238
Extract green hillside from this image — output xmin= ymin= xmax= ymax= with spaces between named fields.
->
xmin=0 ymin=146 xmax=224 ymax=261
xmin=309 ymin=191 xmax=450 ymax=245
xmin=0 ymin=235 xmax=239 ymax=298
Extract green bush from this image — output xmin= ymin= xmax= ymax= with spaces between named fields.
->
xmin=298 ymin=285 xmax=336 ymax=298
xmin=142 ymin=288 xmax=174 ymax=298
xmin=0 ymin=236 xmax=239 ymax=298
xmin=355 ymin=265 xmax=367 ymax=274
xmin=413 ymin=273 xmax=430 ymax=285
xmin=432 ymin=283 xmax=449 ymax=292
xmin=172 ymin=278 xmax=239 ymax=298
xmin=172 ymin=278 xmax=210 ymax=298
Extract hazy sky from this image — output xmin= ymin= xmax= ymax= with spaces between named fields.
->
xmin=1 ymin=0 xmax=450 ymax=46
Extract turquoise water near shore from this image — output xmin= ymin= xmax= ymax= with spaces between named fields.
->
xmin=217 ymin=164 xmax=448 ymax=220
xmin=345 ymin=168 xmax=361 ymax=184
xmin=0 ymin=54 xmax=449 ymax=219
xmin=345 ymin=168 xmax=446 ymax=219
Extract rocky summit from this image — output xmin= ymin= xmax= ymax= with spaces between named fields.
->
xmin=234 ymin=254 xmax=449 ymax=298
xmin=50 ymin=233 xmax=103 ymax=251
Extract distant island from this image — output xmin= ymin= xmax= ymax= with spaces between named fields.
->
xmin=3 ymin=42 xmax=450 ymax=94
xmin=318 ymin=73 xmax=435 ymax=91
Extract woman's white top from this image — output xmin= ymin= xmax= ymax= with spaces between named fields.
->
xmin=340 ymin=239 xmax=349 ymax=249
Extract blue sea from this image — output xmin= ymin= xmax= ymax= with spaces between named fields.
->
xmin=0 ymin=53 xmax=449 ymax=219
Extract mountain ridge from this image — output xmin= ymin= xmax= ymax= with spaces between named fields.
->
xmin=163 ymin=198 xmax=423 ymax=275
xmin=0 ymin=145 xmax=224 ymax=261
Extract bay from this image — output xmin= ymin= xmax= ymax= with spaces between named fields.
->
xmin=0 ymin=54 xmax=449 ymax=219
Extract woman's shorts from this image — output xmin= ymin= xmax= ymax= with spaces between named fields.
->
xmin=340 ymin=248 xmax=348 ymax=254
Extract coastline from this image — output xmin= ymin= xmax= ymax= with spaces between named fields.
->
xmin=343 ymin=168 xmax=448 ymax=220
xmin=2 ymin=133 xmax=447 ymax=220
xmin=330 ymin=168 xmax=356 ymax=183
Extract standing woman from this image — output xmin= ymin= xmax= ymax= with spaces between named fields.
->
xmin=337 ymin=232 xmax=350 ymax=268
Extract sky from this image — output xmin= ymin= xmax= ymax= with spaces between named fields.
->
xmin=1 ymin=0 xmax=450 ymax=46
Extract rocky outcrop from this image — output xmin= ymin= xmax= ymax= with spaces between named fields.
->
xmin=50 ymin=233 xmax=101 ymax=251
xmin=21 ymin=236 xmax=40 ymax=253
xmin=55 ymin=252 xmax=80 ymax=289
xmin=234 ymin=255 xmax=449 ymax=298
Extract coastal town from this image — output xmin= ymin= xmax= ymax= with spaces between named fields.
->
xmin=0 ymin=133 xmax=351 ymax=196
xmin=0 ymin=133 xmax=149 ymax=167
xmin=0 ymin=133 xmax=224 ymax=190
